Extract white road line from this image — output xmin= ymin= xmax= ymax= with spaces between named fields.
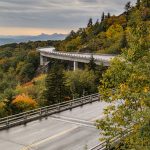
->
xmin=21 ymin=126 xmax=78 ymax=150
xmin=51 ymin=115 xmax=94 ymax=124
xmin=50 ymin=117 xmax=95 ymax=128
xmin=20 ymin=115 xmax=102 ymax=150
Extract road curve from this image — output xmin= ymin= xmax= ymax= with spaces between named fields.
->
xmin=38 ymin=47 xmax=116 ymax=62
xmin=0 ymin=101 xmax=107 ymax=150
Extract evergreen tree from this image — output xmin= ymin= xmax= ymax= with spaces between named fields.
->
xmin=93 ymin=19 xmax=100 ymax=35
xmin=81 ymin=30 xmax=87 ymax=43
xmin=101 ymin=12 xmax=105 ymax=22
xmin=95 ymin=19 xmax=99 ymax=26
xmin=87 ymin=18 xmax=93 ymax=27
xmin=66 ymin=30 xmax=76 ymax=40
xmin=88 ymin=55 xmax=96 ymax=72
xmin=107 ymin=12 xmax=111 ymax=18
xmin=141 ymin=0 xmax=150 ymax=7
xmin=125 ymin=1 xmax=131 ymax=12
xmin=4 ymin=89 xmax=16 ymax=115
xmin=136 ymin=0 xmax=141 ymax=8
xmin=43 ymin=62 xmax=66 ymax=105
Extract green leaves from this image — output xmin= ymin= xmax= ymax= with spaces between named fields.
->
xmin=97 ymin=6 xmax=150 ymax=149
xmin=65 ymin=69 xmax=97 ymax=98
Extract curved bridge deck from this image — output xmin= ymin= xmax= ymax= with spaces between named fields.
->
xmin=38 ymin=47 xmax=116 ymax=68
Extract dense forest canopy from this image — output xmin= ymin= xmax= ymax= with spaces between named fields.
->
xmin=97 ymin=0 xmax=150 ymax=149
xmin=0 ymin=41 xmax=59 ymax=116
xmin=56 ymin=0 xmax=150 ymax=54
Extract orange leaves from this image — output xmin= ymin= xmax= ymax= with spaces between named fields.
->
xmin=22 ymin=81 xmax=33 ymax=87
xmin=120 ymin=84 xmax=128 ymax=92
xmin=12 ymin=94 xmax=37 ymax=111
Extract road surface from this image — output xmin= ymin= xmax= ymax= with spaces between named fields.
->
xmin=0 ymin=101 xmax=107 ymax=150
xmin=39 ymin=47 xmax=115 ymax=62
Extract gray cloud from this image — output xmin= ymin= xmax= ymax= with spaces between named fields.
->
xmin=0 ymin=0 xmax=136 ymax=34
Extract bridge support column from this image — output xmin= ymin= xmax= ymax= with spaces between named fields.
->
xmin=73 ymin=61 xmax=78 ymax=71
xmin=40 ymin=55 xmax=44 ymax=66
xmin=40 ymin=55 xmax=49 ymax=66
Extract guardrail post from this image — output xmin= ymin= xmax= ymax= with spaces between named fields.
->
xmin=24 ymin=113 xmax=27 ymax=124
xmin=70 ymin=101 xmax=72 ymax=110
xmin=39 ymin=108 xmax=42 ymax=120
xmin=45 ymin=107 xmax=48 ymax=119
xmin=98 ymin=94 xmax=100 ymax=101
xmin=81 ymin=97 xmax=83 ymax=106
xmin=39 ymin=108 xmax=42 ymax=116
xmin=57 ymin=104 xmax=60 ymax=112
xmin=6 ymin=116 xmax=9 ymax=127
xmin=106 ymin=139 xmax=111 ymax=150
xmin=90 ymin=95 xmax=93 ymax=103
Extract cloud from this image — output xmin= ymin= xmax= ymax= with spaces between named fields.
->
xmin=0 ymin=0 xmax=136 ymax=35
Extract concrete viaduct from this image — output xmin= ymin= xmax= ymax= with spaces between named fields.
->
xmin=37 ymin=47 xmax=115 ymax=70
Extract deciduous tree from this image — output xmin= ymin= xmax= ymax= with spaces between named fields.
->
xmin=97 ymin=9 xmax=150 ymax=149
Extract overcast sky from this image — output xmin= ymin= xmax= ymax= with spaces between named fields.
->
xmin=0 ymin=0 xmax=136 ymax=36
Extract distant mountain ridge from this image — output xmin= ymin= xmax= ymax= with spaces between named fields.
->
xmin=0 ymin=33 xmax=67 ymax=45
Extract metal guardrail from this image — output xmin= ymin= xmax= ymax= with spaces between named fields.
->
xmin=89 ymin=129 xmax=132 ymax=150
xmin=37 ymin=47 xmax=116 ymax=57
xmin=0 ymin=93 xmax=100 ymax=130
xmin=41 ymin=51 xmax=108 ymax=62
xmin=37 ymin=47 xmax=112 ymax=62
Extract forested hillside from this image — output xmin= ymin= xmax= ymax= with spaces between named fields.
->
xmin=56 ymin=0 xmax=150 ymax=54
xmin=97 ymin=0 xmax=150 ymax=149
xmin=0 ymin=41 xmax=59 ymax=116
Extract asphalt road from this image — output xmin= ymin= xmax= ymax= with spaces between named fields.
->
xmin=0 ymin=101 xmax=107 ymax=150
xmin=39 ymin=47 xmax=115 ymax=61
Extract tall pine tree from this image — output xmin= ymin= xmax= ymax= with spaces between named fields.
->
xmin=136 ymin=0 xmax=141 ymax=8
xmin=43 ymin=61 xmax=66 ymax=105
xmin=101 ymin=12 xmax=105 ymax=22
xmin=87 ymin=18 xmax=93 ymax=27
xmin=88 ymin=55 xmax=96 ymax=72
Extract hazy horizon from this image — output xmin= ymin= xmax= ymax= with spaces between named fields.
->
xmin=0 ymin=32 xmax=67 ymax=37
xmin=0 ymin=0 xmax=136 ymax=36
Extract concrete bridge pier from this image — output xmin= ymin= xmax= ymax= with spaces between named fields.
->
xmin=40 ymin=55 xmax=49 ymax=66
xmin=73 ymin=61 xmax=78 ymax=71
xmin=40 ymin=55 xmax=44 ymax=66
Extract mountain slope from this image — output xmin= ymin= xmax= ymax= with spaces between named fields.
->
xmin=56 ymin=0 xmax=150 ymax=54
xmin=0 ymin=33 xmax=67 ymax=45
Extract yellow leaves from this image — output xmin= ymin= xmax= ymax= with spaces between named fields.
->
xmin=16 ymin=74 xmax=46 ymax=100
xmin=125 ymin=99 xmax=130 ymax=106
xmin=0 ymin=102 xmax=5 ymax=109
xmin=0 ymin=102 xmax=6 ymax=117
xmin=33 ymin=74 xmax=46 ymax=82
xmin=120 ymin=84 xmax=128 ymax=92
xmin=143 ymin=87 xmax=149 ymax=93
xmin=12 ymin=94 xmax=37 ymax=111
xmin=106 ymin=24 xmax=124 ymax=39
xmin=16 ymin=84 xmax=34 ymax=96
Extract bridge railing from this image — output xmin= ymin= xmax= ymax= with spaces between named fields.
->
xmin=89 ymin=129 xmax=132 ymax=150
xmin=40 ymin=51 xmax=109 ymax=64
xmin=37 ymin=47 xmax=115 ymax=56
xmin=0 ymin=93 xmax=100 ymax=130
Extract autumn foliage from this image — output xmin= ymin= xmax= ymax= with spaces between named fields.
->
xmin=12 ymin=94 xmax=37 ymax=112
